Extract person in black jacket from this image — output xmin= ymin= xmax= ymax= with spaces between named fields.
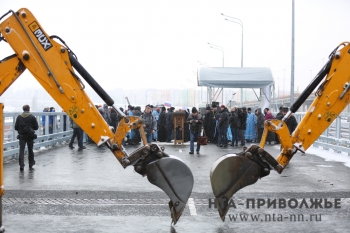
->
xmin=212 ymin=104 xmax=219 ymax=144
xmin=157 ymin=107 xmax=167 ymax=142
xmin=184 ymin=109 xmax=191 ymax=142
xmin=274 ymin=106 xmax=284 ymax=144
xmin=128 ymin=106 xmax=142 ymax=145
xmin=203 ymin=106 xmax=214 ymax=143
xmin=109 ymin=108 xmax=119 ymax=131
xmin=186 ymin=107 xmax=203 ymax=154
xmin=255 ymin=108 xmax=265 ymax=143
xmin=165 ymin=107 xmax=175 ymax=142
xmin=229 ymin=107 xmax=240 ymax=146
xmin=15 ymin=105 xmax=39 ymax=171
xmin=282 ymin=107 xmax=298 ymax=134
xmin=217 ymin=105 xmax=229 ymax=147
xmin=238 ymin=107 xmax=248 ymax=146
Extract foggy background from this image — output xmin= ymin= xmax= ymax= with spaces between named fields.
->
xmin=1 ymin=0 xmax=350 ymax=111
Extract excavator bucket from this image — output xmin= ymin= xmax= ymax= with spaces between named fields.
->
xmin=210 ymin=154 xmax=261 ymax=221
xmin=146 ymin=155 xmax=194 ymax=225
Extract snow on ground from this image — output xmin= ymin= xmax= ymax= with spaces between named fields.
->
xmin=272 ymin=145 xmax=350 ymax=168
xmin=306 ymin=146 xmax=350 ymax=168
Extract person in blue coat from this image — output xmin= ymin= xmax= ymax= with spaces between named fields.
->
xmin=245 ymin=107 xmax=257 ymax=142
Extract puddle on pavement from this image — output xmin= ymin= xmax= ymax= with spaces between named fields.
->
xmin=315 ymin=165 xmax=333 ymax=167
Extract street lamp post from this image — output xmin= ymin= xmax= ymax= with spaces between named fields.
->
xmin=310 ymin=70 xmax=312 ymax=81
xmin=221 ymin=13 xmax=244 ymax=107
xmin=207 ymin=43 xmax=224 ymax=67
xmin=208 ymin=43 xmax=225 ymax=105
xmin=197 ymin=60 xmax=210 ymax=67
xmin=221 ymin=13 xmax=243 ymax=67
xmin=197 ymin=61 xmax=209 ymax=104
xmin=283 ymin=69 xmax=286 ymax=98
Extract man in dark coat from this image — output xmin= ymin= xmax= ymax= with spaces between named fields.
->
xmin=141 ymin=104 xmax=157 ymax=143
xmin=203 ymin=106 xmax=214 ymax=143
xmin=282 ymin=107 xmax=298 ymax=134
xmin=186 ymin=107 xmax=203 ymax=154
xmin=212 ymin=104 xmax=219 ymax=144
xmin=217 ymin=105 xmax=229 ymax=147
xmin=157 ymin=107 xmax=167 ymax=142
xmin=129 ymin=106 xmax=142 ymax=145
xmin=15 ymin=105 xmax=39 ymax=171
xmin=109 ymin=108 xmax=119 ymax=131
xmin=238 ymin=107 xmax=248 ymax=146
xmin=69 ymin=118 xmax=85 ymax=151
xmin=229 ymin=107 xmax=240 ymax=146
xmin=275 ymin=106 xmax=284 ymax=144
xmin=184 ymin=109 xmax=190 ymax=142
xmin=165 ymin=107 xmax=175 ymax=142
xmin=255 ymin=108 xmax=265 ymax=143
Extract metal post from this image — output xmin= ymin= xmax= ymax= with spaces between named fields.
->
xmin=241 ymin=24 xmax=243 ymax=68
xmin=221 ymin=14 xmax=244 ymax=107
xmin=0 ymin=103 xmax=5 ymax=232
xmin=208 ymin=43 xmax=224 ymax=105
xmin=336 ymin=117 xmax=341 ymax=139
xmin=290 ymin=0 xmax=295 ymax=105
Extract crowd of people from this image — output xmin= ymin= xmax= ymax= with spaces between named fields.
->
xmin=190 ymin=105 xmax=297 ymax=149
xmin=204 ymin=104 xmax=298 ymax=147
xmin=42 ymin=106 xmax=56 ymax=135
xmin=121 ymin=104 xmax=191 ymax=145
xmin=112 ymin=104 xmax=298 ymax=151
xmin=62 ymin=102 xmax=299 ymax=154
xmin=13 ymin=102 xmax=298 ymax=171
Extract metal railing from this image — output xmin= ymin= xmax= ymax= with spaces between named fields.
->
xmin=2 ymin=111 xmax=350 ymax=158
xmin=3 ymin=111 xmax=72 ymax=159
xmin=293 ymin=112 xmax=350 ymax=155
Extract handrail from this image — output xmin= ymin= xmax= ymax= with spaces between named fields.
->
xmin=2 ymin=111 xmax=73 ymax=159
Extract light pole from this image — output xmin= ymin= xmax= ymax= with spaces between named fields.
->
xmin=290 ymin=0 xmax=295 ymax=106
xmin=197 ymin=61 xmax=209 ymax=104
xmin=208 ymin=43 xmax=225 ymax=105
xmin=221 ymin=13 xmax=244 ymax=106
xmin=207 ymin=43 xmax=224 ymax=67
xmin=283 ymin=69 xmax=286 ymax=98
xmin=310 ymin=70 xmax=312 ymax=81
xmin=197 ymin=61 xmax=210 ymax=67
xmin=221 ymin=13 xmax=243 ymax=67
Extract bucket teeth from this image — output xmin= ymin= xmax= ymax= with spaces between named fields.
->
xmin=210 ymin=154 xmax=261 ymax=221
xmin=146 ymin=155 xmax=194 ymax=224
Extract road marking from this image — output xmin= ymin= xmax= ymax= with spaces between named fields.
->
xmin=188 ymin=198 xmax=197 ymax=216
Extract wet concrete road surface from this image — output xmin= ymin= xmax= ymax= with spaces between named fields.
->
xmin=2 ymin=142 xmax=350 ymax=232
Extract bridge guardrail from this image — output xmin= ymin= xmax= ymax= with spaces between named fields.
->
xmin=2 ymin=111 xmax=350 ymax=158
xmin=293 ymin=112 xmax=350 ymax=155
xmin=3 ymin=111 xmax=73 ymax=160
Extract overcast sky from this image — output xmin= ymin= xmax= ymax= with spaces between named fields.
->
xmin=2 ymin=0 xmax=350 ymax=93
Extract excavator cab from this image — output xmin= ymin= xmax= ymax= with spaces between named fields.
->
xmin=0 ymin=8 xmax=193 ymax=224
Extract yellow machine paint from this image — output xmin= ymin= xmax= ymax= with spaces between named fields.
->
xmin=0 ymin=8 xmax=194 ymax=227
xmin=210 ymin=42 xmax=350 ymax=220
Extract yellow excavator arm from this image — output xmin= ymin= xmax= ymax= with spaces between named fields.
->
xmin=210 ymin=42 xmax=350 ymax=221
xmin=0 ymin=8 xmax=193 ymax=224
